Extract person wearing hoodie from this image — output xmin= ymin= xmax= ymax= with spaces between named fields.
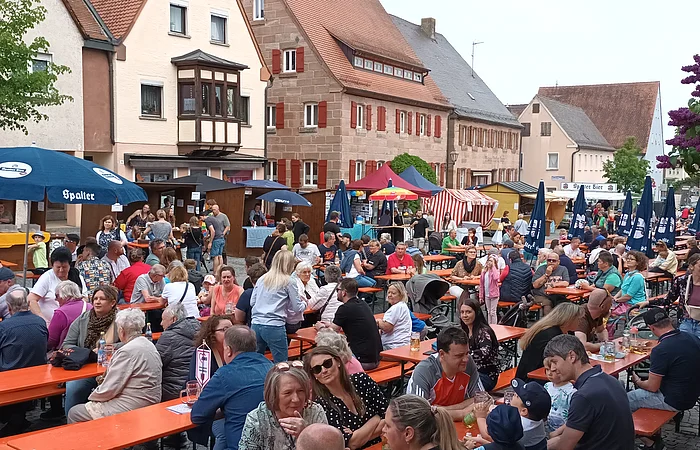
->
xmin=184 ymin=259 xmax=203 ymax=293
xmin=156 ymin=302 xmax=201 ymax=401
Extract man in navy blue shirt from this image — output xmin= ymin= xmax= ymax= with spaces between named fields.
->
xmin=0 ymin=290 xmax=48 ymax=436
xmin=191 ymin=325 xmax=273 ymax=450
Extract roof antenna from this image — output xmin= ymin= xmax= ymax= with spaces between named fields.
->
xmin=471 ymin=41 xmax=483 ymax=78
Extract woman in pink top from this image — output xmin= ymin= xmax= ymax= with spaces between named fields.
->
xmin=48 ymin=280 xmax=92 ymax=350
xmin=204 ymin=265 xmax=243 ymax=315
xmin=315 ymin=327 xmax=364 ymax=374
xmin=479 ymin=254 xmax=501 ymax=325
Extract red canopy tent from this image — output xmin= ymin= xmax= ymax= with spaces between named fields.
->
xmin=345 ymin=164 xmax=432 ymax=197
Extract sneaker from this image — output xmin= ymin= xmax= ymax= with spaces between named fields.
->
xmin=40 ymin=408 xmax=65 ymax=420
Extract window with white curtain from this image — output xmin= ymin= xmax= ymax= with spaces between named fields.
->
xmin=304 ymin=161 xmax=318 ymax=186
xmin=304 ymin=103 xmax=318 ymax=128
xmin=547 ymin=153 xmax=559 ymax=170
xmin=253 ymin=0 xmax=264 ymax=20
xmin=211 ymin=15 xmax=226 ymax=43
xmin=141 ymin=84 xmax=162 ymax=117
xmin=170 ymin=5 xmax=186 ymax=34
xmin=355 ymin=161 xmax=364 ymax=180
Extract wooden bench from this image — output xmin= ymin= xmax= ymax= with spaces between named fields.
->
xmin=264 ymin=340 xmax=314 ymax=361
xmin=497 ymin=301 xmax=541 ymax=311
xmin=359 ymin=287 xmax=383 ymax=294
xmin=0 ymin=385 xmax=65 ymax=408
xmin=0 ymin=424 xmax=70 ymax=445
xmin=440 ymin=294 xmax=456 ymax=302
xmin=490 ymin=367 xmax=518 ymax=393
xmin=368 ymin=364 xmax=404 ymax=384
xmin=632 ymin=408 xmax=678 ymax=437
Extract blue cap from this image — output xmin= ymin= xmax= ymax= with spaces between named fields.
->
xmin=487 ymin=404 xmax=523 ymax=445
xmin=511 ymin=378 xmax=552 ymax=421
xmin=0 ymin=267 xmax=15 ymax=281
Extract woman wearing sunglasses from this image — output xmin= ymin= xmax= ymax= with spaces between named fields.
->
xmin=240 ymin=360 xmax=327 ymax=449
xmin=304 ymin=347 xmax=388 ymax=449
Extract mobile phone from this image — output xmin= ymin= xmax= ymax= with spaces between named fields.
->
xmin=423 ymin=350 xmax=437 ymax=356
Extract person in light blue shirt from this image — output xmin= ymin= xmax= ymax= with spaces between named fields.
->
xmin=250 ymin=250 xmax=306 ymax=363
xmin=191 ymin=325 xmax=273 ymax=450
xmin=616 ymin=250 xmax=648 ymax=306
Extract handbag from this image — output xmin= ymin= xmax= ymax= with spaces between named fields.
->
xmin=307 ymin=287 xmax=336 ymax=324
xmin=684 ymin=277 xmax=700 ymax=321
xmin=263 ymin=236 xmax=281 ymax=267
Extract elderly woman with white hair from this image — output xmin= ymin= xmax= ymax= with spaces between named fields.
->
xmin=67 ymin=308 xmax=162 ymax=423
xmin=48 ymin=280 xmax=91 ymax=351
xmin=156 ymin=302 xmax=201 ymax=401
xmin=292 ymin=261 xmax=318 ymax=330
xmin=307 ymin=265 xmax=342 ymax=324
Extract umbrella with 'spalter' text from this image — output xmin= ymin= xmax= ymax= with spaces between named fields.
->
xmin=257 ymin=190 xmax=312 ymax=207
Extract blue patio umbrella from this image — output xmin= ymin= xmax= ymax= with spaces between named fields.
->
xmin=568 ymin=185 xmax=587 ymax=240
xmin=524 ymin=180 xmax=546 ymax=257
xmin=626 ymin=176 xmax=654 ymax=257
xmin=234 ymin=179 xmax=288 ymax=189
xmin=398 ymin=166 xmax=442 ymax=195
xmin=618 ymin=191 xmax=633 ymax=238
xmin=653 ymin=186 xmax=676 ymax=248
xmin=689 ymin=196 xmax=700 ymax=236
xmin=257 ymin=190 xmax=311 ymax=207
xmin=327 ymin=180 xmax=352 ymax=228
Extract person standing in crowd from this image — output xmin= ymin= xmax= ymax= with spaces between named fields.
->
xmin=262 ymin=223 xmax=288 ymax=270
xmin=205 ymin=206 xmax=228 ymax=275
xmin=531 ymin=252 xmax=570 ymax=316
xmin=305 ymin=347 xmax=388 ymax=448
xmin=293 ymin=234 xmax=321 ymax=267
xmin=544 ymin=334 xmax=634 ymax=450
xmin=101 ymin=241 xmax=130 ymax=280
xmin=406 ymin=327 xmax=483 ymax=421
xmin=513 ymin=213 xmax=529 ymax=236
xmin=425 ymin=209 xmax=436 ymax=234
xmin=377 ymin=283 xmax=412 ymax=350
xmin=96 ymin=216 xmax=128 ymax=253
xmin=316 ymin=278 xmax=382 ymax=370
xmin=382 ymin=395 xmax=463 ymax=450
xmin=77 ymin=243 xmax=113 ymax=295
xmin=386 ymin=242 xmax=416 ymax=275
xmin=441 ymin=212 xmax=457 ymax=233
xmin=67 ymin=308 xmax=162 ymax=423
xmin=479 ymin=254 xmax=501 ymax=325
xmin=516 ymin=303 xmax=582 ymax=383
xmin=0 ymin=290 xmax=47 ymax=436
xmin=145 ymin=239 xmax=166 ymax=266
xmin=324 ymin=211 xmax=342 ymax=238
xmin=0 ymin=268 xmax=23 ymax=320
xmin=192 ymin=326 xmax=273 ymax=450
xmin=113 ymin=249 xmax=150 ymax=304
xmin=29 ymin=247 xmax=86 ymax=324
xmin=161 ymin=266 xmax=200 ymax=318
xmin=130 ymin=264 xmax=165 ymax=304
xmin=205 ymin=265 xmax=243 ymax=316
xmin=458 ymin=297 xmax=499 ymax=391
xmin=250 ymin=251 xmax=306 ymax=363
xmin=127 ymin=204 xmax=150 ymax=228
xmin=144 ymin=209 xmax=175 ymax=244
xmin=183 ymin=216 xmax=204 ymax=271
xmin=28 ymin=231 xmax=48 ymax=270
xmin=410 ymin=209 xmax=430 ymax=253
xmin=211 ymin=204 xmax=231 ymax=264
xmin=234 ymin=263 xmax=267 ymax=327
xmin=63 ymin=234 xmax=80 ymax=264
xmin=291 ymin=213 xmax=310 ymax=244
xmin=249 ymin=203 xmax=266 ymax=226
xmin=156 ymin=303 xmax=200 ymax=401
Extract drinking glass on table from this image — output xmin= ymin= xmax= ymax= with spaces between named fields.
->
xmin=474 ymin=391 xmax=493 ymax=407
xmin=102 ymin=344 xmax=114 ymax=368
xmin=180 ymin=380 xmax=200 ymax=407
xmin=410 ymin=332 xmax=421 ymax=352
xmin=503 ymin=389 xmax=515 ymax=405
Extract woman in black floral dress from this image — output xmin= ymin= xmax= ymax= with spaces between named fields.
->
xmin=458 ymin=296 xmax=500 ymax=391
xmin=304 ymin=347 xmax=388 ymax=449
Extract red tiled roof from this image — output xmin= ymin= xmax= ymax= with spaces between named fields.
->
xmin=89 ymin=0 xmax=146 ymax=40
xmin=61 ymin=0 xmax=109 ymax=41
xmin=538 ymin=82 xmax=660 ymax=153
xmin=285 ymin=0 xmax=450 ymax=109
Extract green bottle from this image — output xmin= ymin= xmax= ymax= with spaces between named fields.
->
xmin=463 ymin=412 xmax=476 ymax=426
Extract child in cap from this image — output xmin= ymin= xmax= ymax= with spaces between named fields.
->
xmin=28 ymin=231 xmax=48 ymax=270
xmin=543 ymin=357 xmax=576 ymax=434
xmin=509 ymin=378 xmax=551 ymax=450
xmin=466 ymin=404 xmax=524 ymax=450
xmin=198 ymin=274 xmax=217 ymax=315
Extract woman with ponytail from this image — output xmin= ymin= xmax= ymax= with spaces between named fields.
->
xmin=382 ymin=394 xmax=462 ymax=450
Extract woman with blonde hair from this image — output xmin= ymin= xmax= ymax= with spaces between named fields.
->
xmin=383 ymin=394 xmax=462 ymax=450
xmin=161 ymin=265 xmax=199 ymax=317
xmin=250 ymin=251 xmax=306 ymax=362
xmin=377 ymin=282 xmax=412 ymax=349
xmin=649 ymin=240 xmax=678 ymax=277
xmin=144 ymin=209 xmax=175 ymax=244
xmin=315 ymin=328 xmax=364 ymax=375
xmin=515 ymin=302 xmax=583 ymax=383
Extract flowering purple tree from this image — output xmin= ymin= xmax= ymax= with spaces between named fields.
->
xmin=657 ymin=54 xmax=700 ymax=175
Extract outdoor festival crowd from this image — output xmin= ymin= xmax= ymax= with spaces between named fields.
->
xmin=2 ymin=200 xmax=700 ymax=450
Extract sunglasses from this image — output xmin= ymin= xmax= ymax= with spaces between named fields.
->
xmin=274 ymin=360 xmax=304 ymax=372
xmin=546 ymin=259 xmax=558 ymax=262
xmin=311 ymin=358 xmax=334 ymax=375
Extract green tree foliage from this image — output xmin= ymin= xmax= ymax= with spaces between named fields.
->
xmin=390 ymin=153 xmax=438 ymax=184
xmin=0 ymin=0 xmax=72 ymax=134
xmin=602 ymin=137 xmax=650 ymax=193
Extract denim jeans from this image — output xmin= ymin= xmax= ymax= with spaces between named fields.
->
xmin=65 ymin=377 xmax=98 ymax=416
xmin=680 ymin=319 xmax=700 ymax=340
xmin=186 ymin=247 xmax=202 ymax=271
xmin=211 ymin=418 xmax=227 ymax=450
xmin=627 ymin=388 xmax=678 ymax=413
xmin=252 ymin=323 xmax=289 ymax=363
xmin=353 ymin=275 xmax=377 ymax=288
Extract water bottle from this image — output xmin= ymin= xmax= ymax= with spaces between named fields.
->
xmin=145 ymin=323 xmax=153 ymax=342
xmin=97 ymin=332 xmax=106 ymax=365
xmin=225 ymin=301 xmax=234 ymax=314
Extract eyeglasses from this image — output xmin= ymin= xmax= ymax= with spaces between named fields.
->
xmin=215 ymin=326 xmax=231 ymax=333
xmin=311 ymin=358 xmax=334 ymax=374
xmin=546 ymin=259 xmax=558 ymax=263
xmin=274 ymin=360 xmax=304 ymax=372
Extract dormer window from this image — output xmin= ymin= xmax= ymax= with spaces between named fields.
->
xmin=403 ymin=70 xmax=412 ymax=80
xmin=373 ymin=62 xmax=383 ymax=73
xmin=413 ymin=73 xmax=422 ymax=82
xmin=364 ymin=60 xmax=373 ymax=70
xmin=351 ymin=53 xmax=423 ymax=84
xmin=395 ymin=68 xmax=403 ymax=78
xmin=384 ymin=65 xmax=393 ymax=75
xmin=354 ymin=56 xmax=363 ymax=67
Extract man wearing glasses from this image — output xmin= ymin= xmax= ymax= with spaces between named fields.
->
xmin=130 ymin=264 xmax=166 ymax=304
xmin=531 ymin=252 xmax=570 ymax=316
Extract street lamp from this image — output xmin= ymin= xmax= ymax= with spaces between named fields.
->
xmin=449 ymin=150 xmax=459 ymax=165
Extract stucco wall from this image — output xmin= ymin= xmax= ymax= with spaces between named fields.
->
xmin=573 ymin=150 xmax=613 ymax=183
xmin=1 ymin=0 xmax=83 ymax=151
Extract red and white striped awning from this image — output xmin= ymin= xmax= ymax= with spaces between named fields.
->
xmin=423 ymin=189 xmax=498 ymax=229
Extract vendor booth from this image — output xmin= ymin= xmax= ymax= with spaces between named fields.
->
xmin=479 ymin=181 xmax=568 ymax=231
xmin=424 ymin=189 xmax=498 ymax=232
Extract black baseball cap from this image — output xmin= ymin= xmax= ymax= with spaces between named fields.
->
xmin=511 ymin=378 xmax=551 ymax=421
xmin=642 ymin=308 xmax=669 ymax=326
xmin=341 ymin=233 xmax=352 ymax=240
xmin=65 ymin=233 xmax=80 ymax=243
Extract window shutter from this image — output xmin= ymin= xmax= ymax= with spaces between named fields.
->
xmin=435 ymin=115 xmax=442 ymax=138
xmin=272 ymin=49 xmax=281 ymax=74
xmin=350 ymin=101 xmax=357 ymax=129
xmin=318 ymin=101 xmax=327 ymax=128
xmin=407 ymin=112 xmax=412 ymax=135
xmin=349 ymin=160 xmax=356 ymax=183
xmin=366 ymin=105 xmax=372 ymax=130
xmin=365 ymin=160 xmax=373 ymax=176
xmin=440 ymin=163 xmax=445 ymax=186
xmin=466 ymin=169 xmax=472 ymax=187
xmin=416 ymin=112 xmax=420 ymax=136
xmin=395 ymin=109 xmax=400 ymax=133
xmin=296 ymin=47 xmax=304 ymax=73
xmin=427 ymin=115 xmax=432 ymax=137
xmin=290 ymin=160 xmax=301 ymax=188
xmin=380 ymin=107 xmax=386 ymax=131
xmin=429 ymin=163 xmax=435 ymax=172
xmin=278 ymin=159 xmax=287 ymax=185
xmin=275 ymin=102 xmax=284 ymax=129
xmin=317 ymin=160 xmax=328 ymax=189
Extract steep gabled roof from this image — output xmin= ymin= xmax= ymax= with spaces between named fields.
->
xmin=61 ymin=0 xmax=110 ymax=42
xmin=538 ymin=96 xmax=614 ymax=152
xmin=285 ymin=0 xmax=450 ymax=109
xmin=506 ymin=104 xmax=528 ymax=118
xmin=88 ymin=0 xmax=146 ymax=41
xmin=172 ymin=50 xmax=249 ymax=71
xmin=391 ymin=15 xmax=520 ymax=128
xmin=538 ymin=82 xmax=660 ymax=152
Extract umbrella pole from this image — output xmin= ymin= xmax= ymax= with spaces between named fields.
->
xmin=22 ymin=201 xmax=30 ymax=289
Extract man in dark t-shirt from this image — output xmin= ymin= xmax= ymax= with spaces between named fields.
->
xmin=410 ymin=210 xmax=430 ymax=253
xmin=544 ymin=334 xmax=634 ymax=450
xmin=323 ymin=211 xmax=342 ymax=238
xmin=362 ymin=239 xmax=387 ymax=279
xmin=317 ymin=278 xmax=381 ymax=370
xmin=317 ymin=232 xmax=338 ymax=263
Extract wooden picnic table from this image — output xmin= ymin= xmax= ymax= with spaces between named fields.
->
xmin=570 ymin=257 xmax=586 ymax=265
xmin=424 ymin=254 xmax=455 ymax=270
xmin=118 ymin=301 xmax=165 ymax=311
xmin=431 ymin=268 xmax=453 ymax=278
xmin=127 ymin=242 xmax=150 ymax=249
xmin=4 ymin=398 xmax=194 ymax=450
xmin=0 ymin=363 xmax=104 ymax=396
xmin=374 ymin=273 xmax=412 ymax=282
xmin=545 ymin=286 xmax=589 ymax=297
xmin=0 ymin=259 xmax=17 ymax=268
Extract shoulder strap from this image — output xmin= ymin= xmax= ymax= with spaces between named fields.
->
xmin=265 ymin=237 xmax=281 ymax=266
xmin=179 ymin=283 xmax=189 ymax=303
xmin=318 ymin=286 xmax=336 ymax=316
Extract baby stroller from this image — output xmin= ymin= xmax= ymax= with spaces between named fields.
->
xmin=428 ymin=232 xmax=443 ymax=255
xmin=498 ymin=296 xmax=533 ymax=329
xmin=406 ymin=274 xmax=452 ymax=339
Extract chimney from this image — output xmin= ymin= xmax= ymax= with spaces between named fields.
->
xmin=421 ymin=17 xmax=436 ymax=40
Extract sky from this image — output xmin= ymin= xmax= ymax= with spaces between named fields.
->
xmin=380 ymin=0 xmax=697 ymax=153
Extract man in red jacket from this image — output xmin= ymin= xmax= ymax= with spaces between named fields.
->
xmin=113 ymin=249 xmax=151 ymax=303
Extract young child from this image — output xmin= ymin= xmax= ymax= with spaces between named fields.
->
xmin=509 ymin=379 xmax=551 ymax=450
xmin=198 ymin=274 xmax=216 ymax=316
xmin=28 ymin=231 xmax=48 ymax=270
xmin=543 ymin=358 xmax=576 ymax=435
xmin=479 ymin=254 xmax=500 ymax=325
xmin=468 ymin=403 xmax=525 ymax=450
